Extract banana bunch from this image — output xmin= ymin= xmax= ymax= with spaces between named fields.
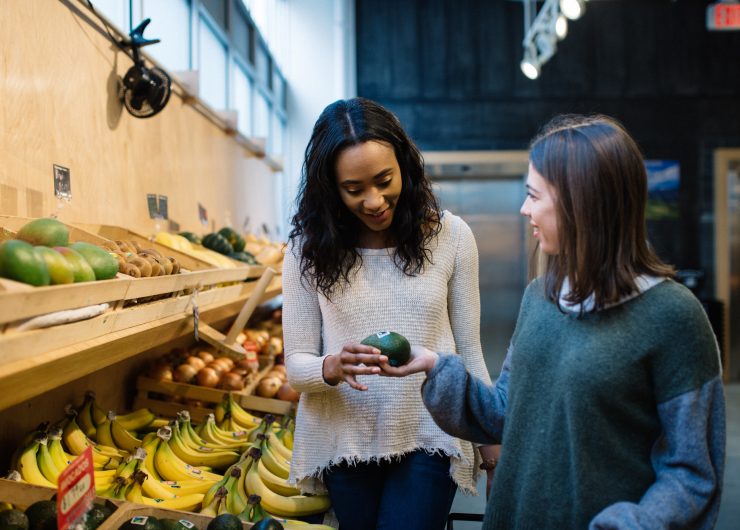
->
xmin=196 ymin=414 xmax=251 ymax=450
xmin=243 ymin=441 xmax=330 ymax=518
xmin=153 ymin=426 xmax=224 ymax=483
xmin=60 ymin=411 xmax=125 ymax=469
xmin=96 ymin=411 xmax=145 ymax=454
xmin=168 ymin=420 xmax=240 ymax=469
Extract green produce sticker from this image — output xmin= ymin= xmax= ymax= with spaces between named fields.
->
xmin=130 ymin=516 xmax=149 ymax=525
xmin=179 ymin=521 xmax=195 ymax=529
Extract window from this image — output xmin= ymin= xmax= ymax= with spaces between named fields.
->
xmin=141 ymin=0 xmax=191 ymax=71
xmin=232 ymin=62 xmax=253 ymax=136
xmin=271 ymin=113 xmax=285 ymax=156
xmin=254 ymin=90 xmax=271 ymax=146
xmin=90 ymin=0 xmax=130 ymax=32
xmin=198 ymin=15 xmax=228 ymax=110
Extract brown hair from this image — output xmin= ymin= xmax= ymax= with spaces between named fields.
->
xmin=529 ymin=114 xmax=674 ymax=311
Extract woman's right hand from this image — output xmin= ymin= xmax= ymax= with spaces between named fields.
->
xmin=379 ymin=345 xmax=439 ymax=377
xmin=322 ymin=342 xmax=387 ymax=391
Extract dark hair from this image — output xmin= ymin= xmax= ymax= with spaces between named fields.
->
xmin=289 ymin=97 xmax=440 ymax=297
xmin=529 ymin=114 xmax=674 ymax=310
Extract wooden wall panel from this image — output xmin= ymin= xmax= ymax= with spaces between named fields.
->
xmin=0 ymin=0 xmax=273 ymax=235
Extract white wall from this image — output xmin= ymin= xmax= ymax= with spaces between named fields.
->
xmin=277 ymin=0 xmax=356 ymax=240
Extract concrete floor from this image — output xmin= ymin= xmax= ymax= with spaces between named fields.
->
xmin=449 ymin=383 xmax=740 ymax=529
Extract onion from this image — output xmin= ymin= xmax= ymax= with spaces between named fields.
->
xmin=196 ymin=350 xmax=215 ymax=364
xmin=148 ymin=363 xmax=174 ymax=382
xmin=276 ymin=382 xmax=300 ymax=402
xmin=173 ymin=363 xmax=198 ymax=383
xmin=196 ymin=367 xmax=220 ymax=388
xmin=185 ymin=355 xmax=206 ymax=370
xmin=230 ymin=367 xmax=249 ymax=377
xmin=265 ymin=370 xmax=286 ymax=382
xmin=256 ymin=376 xmax=282 ymax=398
xmin=221 ymin=372 xmax=244 ymax=390
xmin=270 ymin=364 xmax=287 ymax=376
xmin=215 ymin=356 xmax=235 ymax=370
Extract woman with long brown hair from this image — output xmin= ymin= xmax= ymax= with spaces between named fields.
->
xmin=382 ymin=114 xmax=726 ymax=529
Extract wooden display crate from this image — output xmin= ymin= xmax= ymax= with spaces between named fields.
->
xmin=0 ymin=478 xmax=121 ymax=522
xmin=101 ymin=504 xmax=232 ymax=530
xmin=0 ymin=217 xmax=252 ymax=363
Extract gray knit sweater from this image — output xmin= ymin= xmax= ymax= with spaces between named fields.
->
xmin=283 ymin=211 xmax=491 ymax=495
xmin=423 ymin=278 xmax=726 ymax=529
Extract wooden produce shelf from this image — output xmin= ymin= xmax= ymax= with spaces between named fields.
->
xmin=0 ymin=275 xmax=281 ymax=412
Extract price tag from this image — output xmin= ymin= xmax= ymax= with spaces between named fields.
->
xmin=158 ymin=195 xmax=169 ymax=220
xmin=147 ymin=194 xmax=160 ymax=219
xmin=53 ymin=164 xmax=72 ymax=201
xmin=198 ymin=203 xmax=208 ymax=226
xmin=57 ymin=446 xmax=95 ymax=530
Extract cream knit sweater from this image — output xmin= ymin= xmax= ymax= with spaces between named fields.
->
xmin=282 ymin=211 xmax=491 ymax=495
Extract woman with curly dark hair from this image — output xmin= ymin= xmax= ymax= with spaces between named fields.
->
xmin=282 ymin=97 xmax=496 ymax=529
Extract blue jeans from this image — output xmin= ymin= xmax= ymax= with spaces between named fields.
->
xmin=323 ymin=450 xmax=458 ymax=530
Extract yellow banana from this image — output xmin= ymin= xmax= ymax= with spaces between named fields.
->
xmin=18 ymin=438 xmax=56 ymax=488
xmin=95 ymin=418 xmax=117 ymax=448
xmin=47 ymin=429 xmax=72 ymax=472
xmin=77 ymin=395 xmax=98 ymax=438
xmin=199 ymin=485 xmax=228 ymax=517
xmin=140 ymin=493 xmax=205 ymax=512
xmin=244 ymin=463 xmax=330 ymax=517
xmin=228 ymin=394 xmax=262 ymax=429
xmin=116 ymin=408 xmax=156 ymax=432
xmin=261 ymin=442 xmax=291 ymax=480
xmin=110 ymin=418 xmax=143 ymax=453
xmin=94 ymin=469 xmax=117 ymax=479
xmin=257 ymin=458 xmax=301 ymax=497
xmin=36 ymin=437 xmax=62 ymax=485
xmin=267 ymin=432 xmax=293 ymax=461
xmin=125 ymin=471 xmax=147 ymax=504
xmin=180 ymin=417 xmax=226 ymax=451
xmin=89 ymin=394 xmax=108 ymax=426
xmin=169 ymin=425 xmax=240 ymax=469
xmin=140 ymin=436 xmax=164 ymax=481
xmin=62 ymin=416 xmax=123 ymax=463
xmin=224 ymin=467 xmax=248 ymax=515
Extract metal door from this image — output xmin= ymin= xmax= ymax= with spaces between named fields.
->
xmin=434 ymin=179 xmax=528 ymax=375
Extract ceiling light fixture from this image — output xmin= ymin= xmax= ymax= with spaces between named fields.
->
xmin=519 ymin=0 xmax=588 ymax=80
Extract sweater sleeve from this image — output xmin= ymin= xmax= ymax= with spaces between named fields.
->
xmin=448 ymin=216 xmax=492 ymax=384
xmin=282 ymin=244 xmax=335 ymax=393
xmin=589 ymin=376 xmax=726 ymax=530
xmin=421 ymin=348 xmax=511 ymax=445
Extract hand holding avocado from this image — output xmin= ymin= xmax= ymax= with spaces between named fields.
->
xmin=322 ymin=341 xmax=387 ymax=391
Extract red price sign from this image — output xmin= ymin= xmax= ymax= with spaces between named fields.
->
xmin=57 ymin=447 xmax=95 ymax=530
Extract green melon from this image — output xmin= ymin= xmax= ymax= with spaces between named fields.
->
xmin=69 ymin=242 xmax=118 ymax=280
xmin=16 ymin=218 xmax=69 ymax=247
xmin=0 ymin=240 xmax=51 ymax=286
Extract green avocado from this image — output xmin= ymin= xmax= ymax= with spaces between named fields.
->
xmin=82 ymin=503 xmax=114 ymax=530
xmin=54 ymin=246 xmax=96 ymax=282
xmin=69 ymin=242 xmax=118 ymax=280
xmin=25 ymin=500 xmax=56 ymax=530
xmin=16 ymin=218 xmax=69 ymax=247
xmin=361 ymin=331 xmax=411 ymax=367
xmin=0 ymin=509 xmax=29 ymax=530
xmin=206 ymin=514 xmax=242 ymax=530
xmin=34 ymin=246 xmax=74 ymax=285
xmin=0 ymin=240 xmax=51 ymax=286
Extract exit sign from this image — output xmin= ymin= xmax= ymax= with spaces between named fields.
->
xmin=707 ymin=2 xmax=740 ymax=30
